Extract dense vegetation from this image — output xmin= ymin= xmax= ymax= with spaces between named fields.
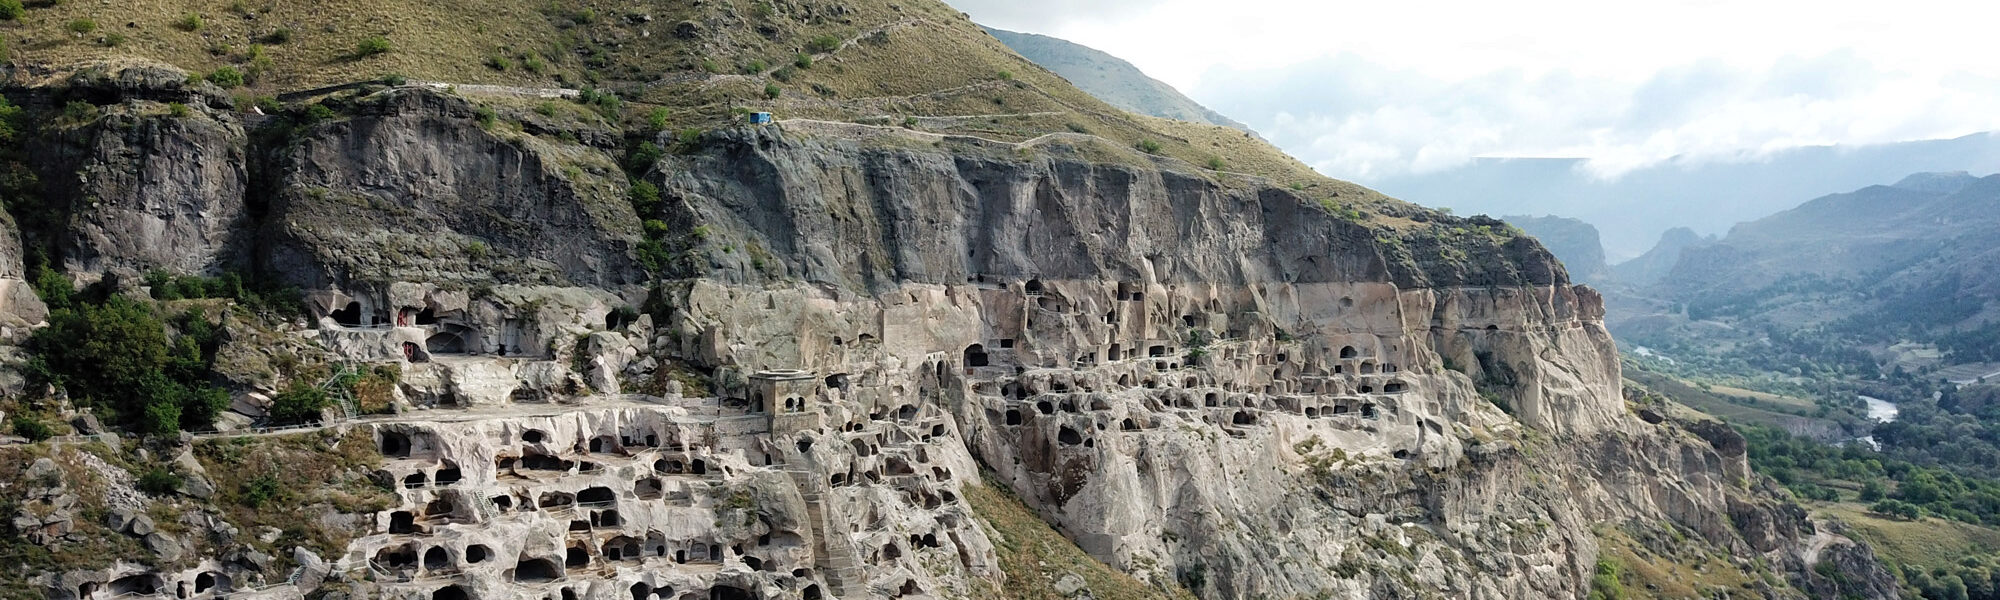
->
xmin=22 ymin=266 xmax=301 ymax=434
xmin=24 ymin=272 xmax=228 ymax=434
xmin=1744 ymin=415 xmax=2000 ymax=527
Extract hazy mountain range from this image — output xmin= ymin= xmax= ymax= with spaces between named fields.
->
xmin=983 ymin=26 xmax=1258 ymax=134
xmin=1370 ymin=134 xmax=2000 ymax=260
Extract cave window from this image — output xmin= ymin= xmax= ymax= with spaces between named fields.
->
xmin=1121 ymin=418 xmax=1138 ymax=431
xmin=1182 ymin=315 xmax=1196 ymax=327
xmin=999 ymin=338 xmax=1015 ymax=349
xmin=1057 ymin=426 xmax=1083 ymax=446
xmin=1024 ymin=279 xmax=1044 ymax=294
xmin=415 ymin=307 xmax=438 ymax=325
xmin=1004 ymin=410 xmax=1021 ymax=425
xmin=1148 ymin=345 xmax=1166 ymax=357
xmin=522 ymin=430 xmax=546 ymax=444
xmin=332 ymin=302 xmax=363 ymax=327
xmin=513 ymin=558 xmax=559 ymax=582
xmin=1130 ymin=292 xmax=1145 ymax=302
xmin=566 ymin=546 xmax=589 ymax=567
xmin=578 ymin=486 xmax=615 ymax=505
xmin=1204 ymin=392 xmax=1218 ymax=407
xmin=964 ymin=344 xmax=989 ymax=368
xmin=424 ymin=547 xmax=449 ymax=571
xmin=1339 ymin=346 xmax=1358 ymax=359
xmin=426 ymin=332 xmax=467 ymax=355
xmin=827 ymin=373 xmax=849 ymax=389
xmin=1360 ymin=361 xmax=1377 ymax=374
xmin=1384 ymin=381 xmax=1407 ymax=393
xmin=1305 ymin=407 xmax=1320 ymax=418
xmin=1361 ymin=404 xmax=1378 ymax=419
xmin=691 ymin=459 xmax=707 ymax=475
xmin=380 ymin=432 xmax=412 ymax=457
xmin=466 ymin=545 xmax=491 ymax=564
xmin=1036 ymin=400 xmax=1054 ymax=415
xmin=1359 ymin=385 xmax=1374 ymax=394
xmin=403 ymin=473 xmax=428 ymax=489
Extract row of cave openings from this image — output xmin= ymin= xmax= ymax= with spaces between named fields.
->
xmin=74 ymin=571 xmax=229 ymax=600
xmin=425 ymin=581 xmax=791 ymax=600
xmin=378 ymin=530 xmax=803 ymax=579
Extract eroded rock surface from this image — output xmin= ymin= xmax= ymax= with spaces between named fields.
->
xmin=5 ymin=70 xmax=1898 ymax=600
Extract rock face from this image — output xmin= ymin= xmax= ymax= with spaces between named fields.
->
xmin=4 ymin=69 xmax=1898 ymax=600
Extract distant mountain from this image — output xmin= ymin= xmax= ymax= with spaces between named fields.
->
xmin=1366 ymin=134 xmax=2000 ymax=259
xmin=1503 ymin=215 xmax=1610 ymax=284
xmin=984 ymin=27 xmax=1257 ymax=134
xmin=1633 ymin=172 xmax=2000 ymax=365
xmin=1613 ymin=227 xmax=1715 ymax=286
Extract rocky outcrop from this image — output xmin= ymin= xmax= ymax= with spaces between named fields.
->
xmin=2 ymin=70 xmax=1898 ymax=600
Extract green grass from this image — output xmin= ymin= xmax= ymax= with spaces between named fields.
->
xmin=967 ymin=476 xmax=1196 ymax=600
xmin=1823 ymin=503 xmax=2000 ymax=573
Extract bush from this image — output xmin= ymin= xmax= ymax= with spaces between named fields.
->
xmin=102 ymin=32 xmax=125 ymax=47
xmin=1206 ymin=157 xmax=1225 ymax=170
xmin=522 ymin=53 xmax=545 ymax=74
xmin=67 ymin=18 xmax=95 ymax=34
xmin=806 ymin=34 xmax=842 ymax=54
xmin=241 ymin=474 xmax=280 ymax=508
xmin=629 ymin=180 xmax=661 ymax=215
xmin=0 ymin=0 xmax=21 ymax=21
xmin=624 ymin=141 xmax=662 ymax=175
xmin=764 ymin=83 xmax=781 ymax=99
xmin=473 ymin=106 xmax=496 ymax=128
xmin=11 ymin=416 xmax=52 ymax=442
xmin=174 ymin=13 xmax=204 ymax=32
xmin=355 ymin=36 xmax=392 ymax=58
xmin=793 ymin=53 xmax=813 ymax=69
xmin=137 ymin=467 xmax=181 ymax=496
xmin=741 ymin=60 xmax=767 ymax=75
xmin=485 ymin=54 xmax=510 ymax=71
xmin=647 ymin=107 xmax=671 ymax=131
xmin=28 ymin=295 xmax=232 ymax=434
xmin=168 ymin=102 xmax=190 ymax=118
xmin=264 ymin=27 xmax=292 ymax=45
xmin=1137 ymin=139 xmax=1163 ymax=154
xmin=207 ymin=66 xmax=245 ymax=88
xmin=997 ymin=70 xmax=1013 ymax=81
xmin=267 ymin=381 xmax=330 ymax=425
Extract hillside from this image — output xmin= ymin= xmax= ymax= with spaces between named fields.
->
xmin=1503 ymin=215 xmax=1611 ymax=284
xmin=1367 ymin=134 xmax=2000 ymax=258
xmin=981 ymin=27 xmax=1255 ymax=134
xmin=0 ymin=0 xmax=1904 ymax=599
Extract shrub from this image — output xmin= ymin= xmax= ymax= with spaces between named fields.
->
xmin=805 ymin=34 xmax=841 ymax=54
xmin=1207 ymin=156 xmax=1225 ymax=170
xmin=67 ymin=18 xmax=96 ymax=34
xmin=1137 ymin=139 xmax=1163 ymax=154
xmin=267 ymin=381 xmax=329 ymax=425
xmin=264 ymin=27 xmax=292 ymax=44
xmin=241 ymin=474 xmax=280 ymax=508
xmin=0 ymin=0 xmax=21 ymax=21
xmin=793 ymin=53 xmax=812 ymax=69
xmin=625 ymin=141 xmax=663 ymax=174
xmin=485 ymin=54 xmax=511 ymax=71
xmin=207 ymin=66 xmax=245 ymax=88
xmin=355 ymin=36 xmax=392 ymax=58
xmin=764 ymin=84 xmax=781 ymax=99
xmin=102 ymin=33 xmax=125 ymax=47
xmin=997 ymin=70 xmax=1013 ymax=81
xmin=304 ymin=103 xmax=336 ymax=123
xmin=770 ymin=65 xmax=797 ymax=82
xmin=174 ymin=13 xmax=204 ymax=32
xmin=168 ymin=102 xmax=190 ymax=118
xmin=628 ymin=180 xmax=661 ymax=215
xmin=903 ymin=116 xmax=918 ymax=128
xmin=11 ymin=416 xmax=51 ymax=442
xmin=522 ymin=53 xmax=545 ymax=74
xmin=474 ymin=106 xmax=496 ymax=128
xmin=741 ymin=59 xmax=767 ymax=75
xmin=700 ymin=58 xmax=720 ymax=74
xmin=647 ymin=107 xmax=671 ymax=131
xmin=137 ymin=467 xmax=181 ymax=495
xmin=1587 ymin=559 xmax=1624 ymax=600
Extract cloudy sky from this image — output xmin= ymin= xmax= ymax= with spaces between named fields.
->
xmin=947 ymin=0 xmax=2000 ymax=183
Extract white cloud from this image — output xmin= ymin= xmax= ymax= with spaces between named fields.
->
xmin=945 ymin=0 xmax=2000 ymax=181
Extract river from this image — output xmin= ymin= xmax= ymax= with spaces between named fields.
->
xmin=1857 ymin=395 xmax=1898 ymax=450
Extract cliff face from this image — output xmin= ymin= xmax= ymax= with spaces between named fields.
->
xmin=0 ymin=68 xmax=1898 ymax=600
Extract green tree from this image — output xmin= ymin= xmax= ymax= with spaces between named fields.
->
xmin=267 ymin=381 xmax=330 ymax=425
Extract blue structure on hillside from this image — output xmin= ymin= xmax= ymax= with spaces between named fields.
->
xmin=748 ymin=112 xmax=773 ymax=124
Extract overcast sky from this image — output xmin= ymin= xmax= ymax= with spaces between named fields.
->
xmin=947 ymin=0 xmax=2000 ymax=182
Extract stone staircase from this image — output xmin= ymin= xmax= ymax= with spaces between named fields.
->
xmin=787 ymin=470 xmax=867 ymax=598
